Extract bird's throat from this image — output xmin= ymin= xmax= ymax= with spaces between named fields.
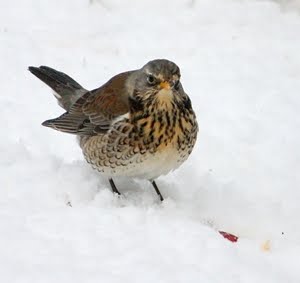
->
xmin=155 ymin=88 xmax=174 ymax=109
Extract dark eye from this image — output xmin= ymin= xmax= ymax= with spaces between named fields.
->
xmin=147 ymin=75 xmax=156 ymax=85
xmin=174 ymin=80 xmax=180 ymax=90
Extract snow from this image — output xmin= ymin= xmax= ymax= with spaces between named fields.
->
xmin=1 ymin=0 xmax=300 ymax=282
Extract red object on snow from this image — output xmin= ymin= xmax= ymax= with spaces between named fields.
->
xmin=219 ymin=231 xmax=239 ymax=242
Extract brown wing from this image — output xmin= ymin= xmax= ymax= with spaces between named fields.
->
xmin=42 ymin=71 xmax=133 ymax=135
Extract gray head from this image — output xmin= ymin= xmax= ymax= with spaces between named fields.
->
xmin=132 ymin=59 xmax=183 ymax=98
xmin=127 ymin=59 xmax=190 ymax=114
xmin=142 ymin=59 xmax=181 ymax=83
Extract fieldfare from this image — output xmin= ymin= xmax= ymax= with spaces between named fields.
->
xmin=29 ymin=59 xmax=198 ymax=201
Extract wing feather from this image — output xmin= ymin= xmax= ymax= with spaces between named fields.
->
xmin=42 ymin=71 xmax=132 ymax=135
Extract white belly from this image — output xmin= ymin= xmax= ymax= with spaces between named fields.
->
xmin=133 ymin=147 xmax=184 ymax=180
xmin=104 ymin=145 xmax=187 ymax=180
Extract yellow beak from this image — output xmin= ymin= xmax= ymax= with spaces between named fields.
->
xmin=160 ymin=81 xmax=171 ymax=90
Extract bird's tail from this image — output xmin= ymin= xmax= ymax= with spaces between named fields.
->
xmin=28 ymin=66 xmax=87 ymax=111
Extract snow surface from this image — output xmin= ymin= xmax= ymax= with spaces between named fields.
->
xmin=1 ymin=0 xmax=300 ymax=282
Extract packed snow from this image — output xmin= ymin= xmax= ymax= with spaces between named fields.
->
xmin=1 ymin=0 xmax=300 ymax=282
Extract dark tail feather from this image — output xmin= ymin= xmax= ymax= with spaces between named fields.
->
xmin=28 ymin=66 xmax=87 ymax=111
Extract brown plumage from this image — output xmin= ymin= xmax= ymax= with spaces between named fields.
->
xmin=28 ymin=59 xmax=198 ymax=201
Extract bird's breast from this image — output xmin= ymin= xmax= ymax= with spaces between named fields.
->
xmin=80 ymin=100 xmax=197 ymax=179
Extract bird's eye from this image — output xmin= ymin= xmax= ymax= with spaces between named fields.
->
xmin=174 ymin=80 xmax=180 ymax=90
xmin=147 ymin=75 xmax=156 ymax=85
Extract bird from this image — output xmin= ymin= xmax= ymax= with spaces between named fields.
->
xmin=28 ymin=59 xmax=198 ymax=201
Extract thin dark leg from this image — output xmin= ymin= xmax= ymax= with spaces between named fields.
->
xmin=109 ymin=178 xmax=121 ymax=195
xmin=150 ymin=180 xmax=164 ymax=202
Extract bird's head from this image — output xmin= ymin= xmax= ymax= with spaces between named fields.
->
xmin=129 ymin=59 xmax=184 ymax=112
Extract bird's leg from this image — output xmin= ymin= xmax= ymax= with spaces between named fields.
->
xmin=150 ymin=180 xmax=164 ymax=202
xmin=108 ymin=178 xmax=121 ymax=195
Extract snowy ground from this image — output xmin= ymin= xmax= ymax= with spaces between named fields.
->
xmin=1 ymin=0 xmax=300 ymax=282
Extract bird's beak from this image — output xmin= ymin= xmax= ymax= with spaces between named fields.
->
xmin=159 ymin=81 xmax=171 ymax=90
